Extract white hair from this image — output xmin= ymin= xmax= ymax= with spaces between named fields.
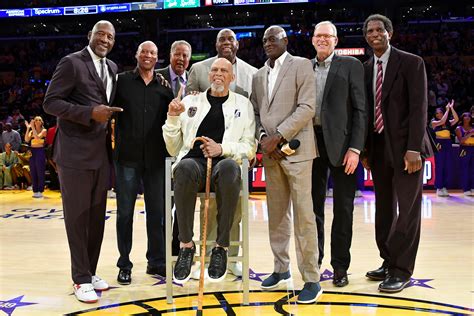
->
xmin=314 ymin=21 xmax=337 ymax=37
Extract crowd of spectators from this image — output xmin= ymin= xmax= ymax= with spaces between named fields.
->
xmin=0 ymin=7 xmax=472 ymax=191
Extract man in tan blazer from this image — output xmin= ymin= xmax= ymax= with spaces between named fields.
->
xmin=250 ymin=25 xmax=322 ymax=304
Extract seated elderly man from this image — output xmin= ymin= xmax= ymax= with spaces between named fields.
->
xmin=0 ymin=143 xmax=19 ymax=189
xmin=163 ymin=57 xmax=256 ymax=284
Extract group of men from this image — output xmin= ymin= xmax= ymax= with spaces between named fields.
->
xmin=43 ymin=13 xmax=432 ymax=305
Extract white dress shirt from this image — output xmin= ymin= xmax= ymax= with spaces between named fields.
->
xmin=266 ymin=51 xmax=288 ymax=101
xmin=87 ymin=45 xmax=112 ymax=102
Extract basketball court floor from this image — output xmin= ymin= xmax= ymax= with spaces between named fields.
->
xmin=0 ymin=189 xmax=473 ymax=315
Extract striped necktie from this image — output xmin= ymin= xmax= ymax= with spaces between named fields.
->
xmin=374 ymin=60 xmax=384 ymax=133
xmin=100 ymin=58 xmax=108 ymax=89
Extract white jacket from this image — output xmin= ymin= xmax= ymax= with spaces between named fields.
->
xmin=163 ymin=89 xmax=256 ymax=167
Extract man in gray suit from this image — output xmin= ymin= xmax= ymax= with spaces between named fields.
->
xmin=43 ymin=20 xmax=122 ymax=303
xmin=157 ymin=40 xmax=192 ymax=257
xmin=186 ymin=29 xmax=257 ymax=277
xmin=310 ymin=21 xmax=367 ymax=287
xmin=251 ymin=25 xmax=322 ymax=304
xmin=157 ymin=40 xmax=192 ymax=98
xmin=187 ymin=28 xmax=257 ymax=98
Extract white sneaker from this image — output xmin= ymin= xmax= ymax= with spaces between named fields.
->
xmin=91 ymin=275 xmax=109 ymax=291
xmin=228 ymin=262 xmax=242 ymax=277
xmin=355 ymin=190 xmax=363 ymax=198
xmin=442 ymin=188 xmax=449 ymax=196
xmin=436 ymin=189 xmax=445 ymax=197
xmin=191 ymin=262 xmax=208 ymax=280
xmin=107 ymin=190 xmax=116 ymax=199
xmin=73 ymin=283 xmax=98 ymax=303
xmin=32 ymin=192 xmax=40 ymax=198
xmin=326 ymin=188 xmax=333 ymax=197
xmin=464 ymin=191 xmax=473 ymax=197
xmin=26 ymin=186 xmax=32 ymax=191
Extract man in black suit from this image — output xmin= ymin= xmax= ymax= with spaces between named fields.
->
xmin=157 ymin=40 xmax=191 ymax=98
xmin=310 ymin=21 xmax=367 ymax=287
xmin=362 ymin=14 xmax=433 ymax=293
xmin=113 ymin=41 xmax=174 ymax=285
xmin=43 ymin=20 xmax=122 ymax=303
xmin=156 ymin=40 xmax=192 ymax=256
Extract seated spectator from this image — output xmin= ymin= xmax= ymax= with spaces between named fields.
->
xmin=0 ymin=143 xmax=19 ymax=189
xmin=163 ymin=58 xmax=256 ymax=284
xmin=2 ymin=123 xmax=21 ymax=151
xmin=12 ymin=144 xmax=32 ymax=190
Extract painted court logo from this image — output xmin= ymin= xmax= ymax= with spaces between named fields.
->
xmin=68 ymin=290 xmax=473 ymax=315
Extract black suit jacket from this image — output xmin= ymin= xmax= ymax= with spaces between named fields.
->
xmin=363 ymin=46 xmax=433 ymax=169
xmin=311 ymin=55 xmax=367 ymax=166
xmin=43 ymin=47 xmax=118 ymax=170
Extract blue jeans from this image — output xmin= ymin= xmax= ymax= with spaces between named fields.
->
xmin=115 ymin=162 xmax=165 ymax=270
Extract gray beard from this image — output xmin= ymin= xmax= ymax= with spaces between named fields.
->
xmin=211 ymin=82 xmax=225 ymax=93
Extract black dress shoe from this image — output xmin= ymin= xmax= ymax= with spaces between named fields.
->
xmin=117 ymin=269 xmax=131 ymax=285
xmin=333 ymin=270 xmax=349 ymax=287
xmin=146 ymin=265 xmax=166 ymax=277
xmin=366 ymin=266 xmax=388 ymax=281
xmin=378 ymin=276 xmax=410 ymax=293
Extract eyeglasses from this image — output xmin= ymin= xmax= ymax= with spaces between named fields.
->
xmin=313 ymin=34 xmax=336 ymax=40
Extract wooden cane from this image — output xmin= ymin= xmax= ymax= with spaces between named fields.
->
xmin=192 ymin=136 xmax=211 ymax=316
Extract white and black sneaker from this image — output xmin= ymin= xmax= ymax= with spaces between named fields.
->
xmin=208 ymin=247 xmax=227 ymax=282
xmin=173 ymin=243 xmax=196 ymax=284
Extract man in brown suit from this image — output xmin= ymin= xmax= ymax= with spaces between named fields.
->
xmin=251 ymin=25 xmax=322 ymax=304
xmin=361 ymin=14 xmax=433 ymax=293
xmin=43 ymin=20 xmax=122 ymax=303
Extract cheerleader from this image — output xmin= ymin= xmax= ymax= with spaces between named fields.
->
xmin=25 ymin=116 xmax=47 ymax=198
xmin=430 ymin=100 xmax=458 ymax=196
xmin=455 ymin=113 xmax=474 ymax=196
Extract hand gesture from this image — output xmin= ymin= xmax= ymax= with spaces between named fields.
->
xmin=91 ymin=105 xmax=123 ymax=123
xmin=168 ymin=85 xmax=185 ymax=116
xmin=446 ymin=99 xmax=455 ymax=110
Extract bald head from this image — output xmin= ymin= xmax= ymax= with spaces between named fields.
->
xmin=208 ymin=58 xmax=235 ymax=96
xmin=88 ymin=20 xmax=115 ymax=58
xmin=263 ymin=25 xmax=288 ymax=61
xmin=216 ymin=28 xmax=239 ymax=63
xmin=136 ymin=41 xmax=158 ymax=72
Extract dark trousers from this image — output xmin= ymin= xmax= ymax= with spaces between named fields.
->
xmin=30 ymin=147 xmax=46 ymax=193
xmin=460 ymin=146 xmax=474 ymax=192
xmin=434 ymin=138 xmax=451 ymax=189
xmin=173 ymin=158 xmax=240 ymax=247
xmin=115 ymin=162 xmax=166 ymax=270
xmin=311 ymin=128 xmax=356 ymax=271
xmin=371 ymin=132 xmax=423 ymax=279
xmin=57 ymin=161 xmax=109 ymax=284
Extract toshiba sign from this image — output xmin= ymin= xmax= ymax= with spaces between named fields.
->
xmin=335 ymin=48 xmax=365 ymax=56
